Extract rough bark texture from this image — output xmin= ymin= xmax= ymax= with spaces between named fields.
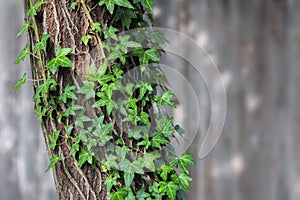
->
xmin=24 ymin=1 xmax=108 ymax=199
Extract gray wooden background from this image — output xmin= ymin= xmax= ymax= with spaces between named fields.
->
xmin=1 ymin=0 xmax=300 ymax=199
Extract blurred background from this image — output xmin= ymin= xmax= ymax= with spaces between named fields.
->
xmin=1 ymin=0 xmax=300 ymax=199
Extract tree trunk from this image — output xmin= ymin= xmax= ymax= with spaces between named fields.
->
xmin=24 ymin=1 xmax=108 ymax=199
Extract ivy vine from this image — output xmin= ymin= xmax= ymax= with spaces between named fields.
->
xmin=14 ymin=0 xmax=195 ymax=199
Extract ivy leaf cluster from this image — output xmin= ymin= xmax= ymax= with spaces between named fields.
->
xmin=14 ymin=1 xmax=195 ymax=199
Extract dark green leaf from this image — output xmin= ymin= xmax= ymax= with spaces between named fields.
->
xmin=116 ymin=9 xmax=137 ymax=29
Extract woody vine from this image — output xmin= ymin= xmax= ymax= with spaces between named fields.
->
xmin=14 ymin=0 xmax=194 ymax=199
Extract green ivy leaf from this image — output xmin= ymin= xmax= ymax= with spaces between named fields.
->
xmin=33 ymin=34 xmax=51 ymax=53
xmin=56 ymin=46 xmax=73 ymax=57
xmin=132 ymin=48 xmax=160 ymax=65
xmin=136 ymin=189 xmax=151 ymax=200
xmin=142 ymin=153 xmax=159 ymax=172
xmin=102 ymin=154 xmax=118 ymax=171
xmin=46 ymin=55 xmax=73 ymax=73
xmin=156 ymin=91 xmax=176 ymax=108
xmin=141 ymin=0 xmax=153 ymax=10
xmin=78 ymin=149 xmax=94 ymax=167
xmin=70 ymin=136 xmax=80 ymax=158
xmin=27 ymin=1 xmax=44 ymax=16
xmin=45 ymin=155 xmax=61 ymax=172
xmin=77 ymin=81 xmax=95 ymax=100
xmin=14 ymin=44 xmax=30 ymax=64
xmin=17 ymin=21 xmax=29 ymax=37
xmin=145 ymin=48 xmax=160 ymax=62
xmin=171 ymin=153 xmax=195 ymax=173
xmin=81 ymin=34 xmax=91 ymax=46
xmin=109 ymin=188 xmax=128 ymax=200
xmin=159 ymin=181 xmax=178 ymax=200
xmin=104 ymin=174 xmax=118 ymax=192
xmin=107 ymin=51 xmax=122 ymax=60
xmin=91 ymin=22 xmax=101 ymax=33
xmin=124 ymin=172 xmax=135 ymax=187
xmin=114 ymin=0 xmax=134 ymax=9
xmin=49 ymin=130 xmax=60 ymax=150
xmin=64 ymin=125 xmax=73 ymax=135
xmin=172 ymin=172 xmax=192 ymax=191
xmin=119 ymin=159 xmax=144 ymax=174
xmin=71 ymin=2 xmax=77 ymax=10
xmin=59 ymin=85 xmax=77 ymax=103
xmin=160 ymin=165 xmax=173 ymax=181
xmin=157 ymin=117 xmax=174 ymax=137
xmin=103 ymin=26 xmax=118 ymax=40
xmin=116 ymin=9 xmax=137 ymax=29
xmin=100 ymin=0 xmax=134 ymax=14
xmin=34 ymin=105 xmax=47 ymax=124
xmin=151 ymin=133 xmax=169 ymax=149
xmin=12 ymin=73 xmax=27 ymax=91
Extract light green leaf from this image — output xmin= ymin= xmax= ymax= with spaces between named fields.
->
xmin=56 ymin=46 xmax=73 ymax=57
xmin=27 ymin=2 xmax=44 ymax=16
xmin=114 ymin=0 xmax=134 ymax=9
xmin=14 ymin=44 xmax=30 ymax=64
xmin=17 ymin=21 xmax=29 ymax=37
xmin=45 ymin=155 xmax=61 ymax=172
xmin=156 ymin=91 xmax=176 ymax=108
xmin=91 ymin=22 xmax=101 ymax=32
xmin=81 ymin=34 xmax=91 ymax=46
xmin=109 ymin=188 xmax=128 ymax=200
xmin=103 ymin=26 xmax=118 ymax=40
xmin=34 ymin=105 xmax=47 ymax=124
xmin=59 ymin=85 xmax=77 ymax=103
xmin=71 ymin=2 xmax=77 ymax=10
xmin=160 ymin=165 xmax=173 ymax=181
xmin=141 ymin=0 xmax=153 ymax=10
xmin=171 ymin=153 xmax=195 ymax=173
xmin=33 ymin=34 xmax=51 ymax=53
xmin=12 ymin=73 xmax=27 ymax=91
xmin=159 ymin=181 xmax=178 ymax=200
xmin=46 ymin=55 xmax=73 ymax=73
xmin=49 ymin=130 xmax=60 ymax=150
xmin=172 ymin=172 xmax=192 ymax=191
xmin=145 ymin=48 xmax=160 ymax=62
xmin=151 ymin=133 xmax=169 ymax=149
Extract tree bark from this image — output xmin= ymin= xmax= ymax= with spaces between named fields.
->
xmin=24 ymin=1 xmax=109 ymax=199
